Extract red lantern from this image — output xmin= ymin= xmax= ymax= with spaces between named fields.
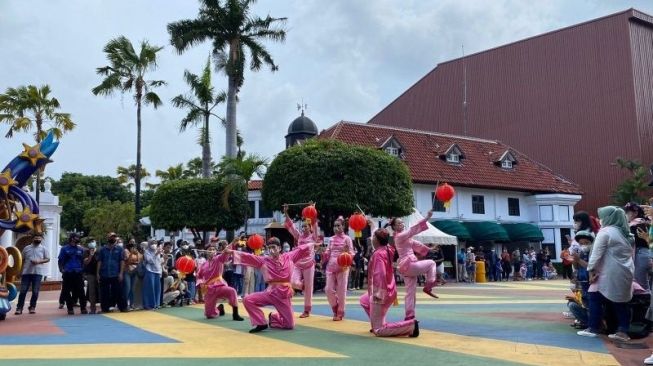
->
xmin=435 ymin=183 xmax=456 ymax=209
xmin=175 ymin=256 xmax=195 ymax=274
xmin=302 ymin=205 xmax=318 ymax=224
xmin=349 ymin=213 xmax=367 ymax=238
xmin=247 ymin=234 xmax=265 ymax=251
xmin=337 ymin=252 xmax=353 ymax=267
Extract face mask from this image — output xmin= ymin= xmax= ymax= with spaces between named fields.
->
xmin=117 ymin=243 xmax=123 ymax=248
xmin=108 ymin=239 xmax=117 ymax=244
xmin=88 ymin=242 xmax=96 ymax=249
xmin=34 ymin=240 xmax=42 ymax=244
xmin=573 ymin=223 xmax=580 ymax=230
xmin=182 ymin=245 xmax=189 ymax=250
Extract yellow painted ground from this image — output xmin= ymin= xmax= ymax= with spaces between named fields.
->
xmin=0 ymin=311 xmax=345 ymax=359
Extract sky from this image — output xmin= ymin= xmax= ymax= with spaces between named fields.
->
xmin=1 ymin=0 xmax=652 ymax=183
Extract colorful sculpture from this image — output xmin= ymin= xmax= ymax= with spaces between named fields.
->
xmin=0 ymin=131 xmax=59 ymax=320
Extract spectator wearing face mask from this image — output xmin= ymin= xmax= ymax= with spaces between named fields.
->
xmin=175 ymin=240 xmax=197 ymax=304
xmin=97 ymin=232 xmax=127 ymax=313
xmin=83 ymin=240 xmax=99 ymax=314
xmin=14 ymin=234 xmax=50 ymax=315
xmin=58 ymin=233 xmax=88 ymax=315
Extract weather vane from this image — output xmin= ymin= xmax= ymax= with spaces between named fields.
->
xmin=296 ymin=98 xmax=308 ymax=115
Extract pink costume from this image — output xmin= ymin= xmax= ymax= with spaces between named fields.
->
xmin=360 ymin=244 xmax=416 ymax=337
xmin=395 ymin=218 xmax=436 ymax=320
xmin=234 ymin=244 xmax=313 ymax=329
xmin=324 ymin=232 xmax=353 ymax=318
xmin=196 ymin=251 xmax=238 ymax=318
xmin=285 ymin=217 xmax=318 ymax=314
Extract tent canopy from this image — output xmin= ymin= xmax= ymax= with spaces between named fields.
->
xmin=398 ymin=209 xmax=458 ymax=245
xmin=431 ymin=220 xmax=473 ymax=241
xmin=462 ymin=221 xmax=511 ymax=242
xmin=501 ymin=223 xmax=544 ymax=242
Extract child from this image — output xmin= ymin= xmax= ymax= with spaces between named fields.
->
xmin=519 ymin=263 xmax=527 ymax=280
xmin=543 ymin=263 xmax=557 ymax=280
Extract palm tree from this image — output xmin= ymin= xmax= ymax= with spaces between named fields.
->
xmin=0 ymin=84 xmax=76 ymax=203
xmin=217 ymin=153 xmax=268 ymax=232
xmin=183 ymin=157 xmax=218 ymax=178
xmin=117 ymin=164 xmax=150 ymax=190
xmin=172 ymin=57 xmax=226 ymax=178
xmin=156 ymin=164 xmax=185 ymax=183
xmin=168 ymin=0 xmax=287 ymax=159
xmin=92 ymin=36 xmax=166 ymax=217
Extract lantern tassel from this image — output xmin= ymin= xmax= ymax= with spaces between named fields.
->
xmin=444 ymin=200 xmax=451 ymax=209
xmin=393 ymin=297 xmax=399 ymax=306
xmin=355 ymin=230 xmax=361 ymax=238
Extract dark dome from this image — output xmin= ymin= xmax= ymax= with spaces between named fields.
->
xmin=287 ymin=113 xmax=318 ymax=135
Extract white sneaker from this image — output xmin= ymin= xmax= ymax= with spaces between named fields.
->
xmin=562 ymin=311 xmax=574 ymax=319
xmin=644 ymin=353 xmax=653 ymax=365
xmin=607 ymin=333 xmax=631 ymax=342
xmin=577 ymin=329 xmax=598 ymax=338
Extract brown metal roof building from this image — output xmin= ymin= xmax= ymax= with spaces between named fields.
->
xmin=368 ymin=8 xmax=653 ymax=213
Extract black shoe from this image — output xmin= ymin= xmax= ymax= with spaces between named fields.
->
xmin=58 ymin=304 xmax=64 ymax=310
xmin=268 ymin=312 xmax=273 ymax=326
xmin=410 ymin=320 xmax=420 ymax=338
xmin=232 ymin=306 xmax=244 ymax=321
xmin=28 ymin=307 xmax=36 ymax=314
xmin=14 ymin=309 xmax=22 ymax=315
xmin=80 ymin=308 xmax=88 ymax=314
xmin=67 ymin=309 xmax=74 ymax=315
xmin=249 ymin=324 xmax=268 ymax=333
xmin=217 ymin=304 xmax=225 ymax=316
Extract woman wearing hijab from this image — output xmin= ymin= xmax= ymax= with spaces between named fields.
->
xmin=577 ymin=206 xmax=634 ymax=342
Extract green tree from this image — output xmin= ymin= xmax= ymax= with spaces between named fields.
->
xmin=172 ymin=57 xmax=226 ymax=178
xmin=262 ymin=139 xmax=414 ymax=235
xmin=156 ymin=163 xmax=184 ymax=183
xmin=150 ymin=178 xmax=248 ymax=241
xmin=83 ymin=201 xmax=135 ymax=241
xmin=0 ymin=84 xmax=76 ymax=202
xmin=612 ymin=157 xmax=650 ymax=205
xmin=92 ymin=35 xmax=166 ymax=217
xmin=51 ymin=173 xmax=133 ymax=234
xmin=217 ymin=153 xmax=268 ymax=232
xmin=168 ymin=0 xmax=287 ymax=159
xmin=116 ymin=164 xmax=150 ymax=190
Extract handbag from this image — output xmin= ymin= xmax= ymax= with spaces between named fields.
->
xmin=136 ymin=261 xmax=146 ymax=278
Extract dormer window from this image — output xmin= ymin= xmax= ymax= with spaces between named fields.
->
xmin=386 ymin=147 xmax=399 ymax=157
xmin=446 ymin=153 xmax=460 ymax=163
xmin=440 ymin=143 xmax=465 ymax=164
xmin=496 ymin=150 xmax=517 ymax=169
xmin=380 ymin=135 xmax=405 ymax=159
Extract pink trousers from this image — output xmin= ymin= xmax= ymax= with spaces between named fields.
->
xmin=204 ymin=285 xmax=238 ymax=318
xmin=401 ymin=259 xmax=436 ymax=319
xmin=243 ymin=291 xmax=294 ymax=329
xmin=360 ymin=293 xmax=415 ymax=337
xmin=325 ymin=269 xmax=349 ymax=316
xmin=291 ymin=265 xmax=314 ymax=313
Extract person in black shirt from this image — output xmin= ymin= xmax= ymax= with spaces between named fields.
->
xmin=83 ymin=240 xmax=99 ymax=314
xmin=426 ymin=245 xmax=446 ymax=285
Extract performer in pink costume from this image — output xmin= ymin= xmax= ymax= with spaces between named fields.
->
xmin=284 ymin=204 xmax=319 ymax=318
xmin=228 ymin=237 xmax=320 ymax=333
xmin=324 ymin=217 xmax=353 ymax=321
xmin=390 ymin=209 xmax=438 ymax=321
xmin=196 ymin=240 xmax=244 ymax=321
xmin=360 ymin=221 xmax=419 ymax=337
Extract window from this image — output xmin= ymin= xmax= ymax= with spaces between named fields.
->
xmin=539 ymin=205 xmax=553 ymax=221
xmin=558 ymin=206 xmax=570 ymax=221
xmin=258 ymin=201 xmax=273 ymax=218
xmin=430 ymin=193 xmax=446 ymax=212
xmin=508 ymin=198 xmax=520 ymax=216
xmin=446 ymin=153 xmax=460 ymax=163
xmin=472 ymin=195 xmax=485 ymax=214
xmin=385 ymin=147 xmax=399 ymax=157
xmin=248 ymin=201 xmax=256 ymax=218
xmin=501 ymin=160 xmax=513 ymax=169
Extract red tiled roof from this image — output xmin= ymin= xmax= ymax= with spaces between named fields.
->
xmin=318 ymin=121 xmax=582 ymax=194
xmin=248 ymin=180 xmax=262 ymax=191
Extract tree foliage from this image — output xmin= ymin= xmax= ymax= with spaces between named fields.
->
xmin=82 ymin=201 xmax=135 ymax=241
xmin=51 ymin=173 xmax=133 ymax=234
xmin=612 ymin=157 xmax=650 ymax=205
xmin=150 ymin=178 xmax=248 ymax=235
xmin=262 ymin=139 xmax=414 ymax=234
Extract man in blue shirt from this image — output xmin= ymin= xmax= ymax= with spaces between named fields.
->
xmin=58 ymin=233 xmax=87 ymax=315
xmin=97 ymin=232 xmax=127 ymax=313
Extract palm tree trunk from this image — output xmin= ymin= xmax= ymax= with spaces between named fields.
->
xmin=135 ymin=98 xmax=142 ymax=217
xmin=202 ymin=111 xmax=211 ymax=178
xmin=225 ymin=75 xmax=237 ymax=158
xmin=34 ymin=123 xmax=43 ymax=205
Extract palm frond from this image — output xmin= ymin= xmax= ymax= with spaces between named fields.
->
xmin=143 ymin=92 xmax=163 ymax=108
